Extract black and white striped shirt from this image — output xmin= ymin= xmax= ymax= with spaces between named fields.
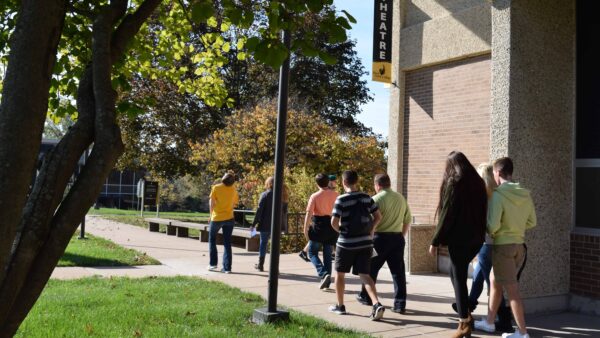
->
xmin=332 ymin=191 xmax=378 ymax=250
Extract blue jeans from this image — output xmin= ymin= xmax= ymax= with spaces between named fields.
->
xmin=259 ymin=231 xmax=270 ymax=258
xmin=209 ymin=219 xmax=234 ymax=271
xmin=470 ymin=243 xmax=491 ymax=303
xmin=470 ymin=243 xmax=508 ymax=308
xmin=308 ymin=240 xmax=332 ymax=278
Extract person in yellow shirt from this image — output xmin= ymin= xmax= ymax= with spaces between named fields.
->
xmin=207 ymin=172 xmax=239 ymax=273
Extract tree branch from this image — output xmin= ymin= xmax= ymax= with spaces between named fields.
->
xmin=111 ymin=0 xmax=163 ymax=61
xmin=66 ymin=3 xmax=96 ymax=19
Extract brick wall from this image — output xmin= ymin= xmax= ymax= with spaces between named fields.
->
xmin=571 ymin=233 xmax=600 ymax=298
xmin=403 ymin=54 xmax=491 ymax=223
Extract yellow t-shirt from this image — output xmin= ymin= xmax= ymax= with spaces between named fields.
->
xmin=210 ymin=183 xmax=239 ymax=221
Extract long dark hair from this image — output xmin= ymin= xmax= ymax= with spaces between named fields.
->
xmin=435 ymin=151 xmax=482 ymax=219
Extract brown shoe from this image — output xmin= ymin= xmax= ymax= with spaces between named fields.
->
xmin=451 ymin=315 xmax=472 ymax=338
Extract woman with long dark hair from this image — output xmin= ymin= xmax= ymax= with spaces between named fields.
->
xmin=429 ymin=151 xmax=487 ymax=338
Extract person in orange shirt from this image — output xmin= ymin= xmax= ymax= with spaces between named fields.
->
xmin=207 ymin=172 xmax=239 ymax=273
xmin=303 ymin=173 xmax=339 ymax=289
xmin=298 ymin=173 xmax=338 ymax=262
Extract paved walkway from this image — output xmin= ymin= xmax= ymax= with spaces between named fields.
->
xmin=52 ymin=217 xmax=600 ymax=337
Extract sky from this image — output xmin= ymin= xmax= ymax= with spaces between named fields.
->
xmin=333 ymin=0 xmax=390 ymax=138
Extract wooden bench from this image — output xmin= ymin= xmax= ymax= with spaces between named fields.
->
xmin=145 ymin=217 xmax=173 ymax=233
xmin=144 ymin=218 xmax=259 ymax=252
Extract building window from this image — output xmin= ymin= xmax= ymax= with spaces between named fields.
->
xmin=575 ymin=1 xmax=600 ymax=229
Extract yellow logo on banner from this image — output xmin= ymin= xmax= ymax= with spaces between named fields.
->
xmin=372 ymin=61 xmax=391 ymax=83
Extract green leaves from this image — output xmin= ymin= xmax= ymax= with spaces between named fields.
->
xmin=1 ymin=0 xmax=357 ymax=121
xmin=318 ymin=51 xmax=337 ymax=65
xmin=306 ymin=0 xmax=324 ymax=13
xmin=191 ymin=1 xmax=214 ymax=23
xmin=253 ymin=39 xmax=289 ymax=68
xmin=341 ymin=10 xmax=357 ymax=24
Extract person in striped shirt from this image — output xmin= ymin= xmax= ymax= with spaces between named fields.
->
xmin=328 ymin=170 xmax=385 ymax=321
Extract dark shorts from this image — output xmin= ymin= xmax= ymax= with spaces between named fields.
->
xmin=335 ymin=246 xmax=372 ymax=275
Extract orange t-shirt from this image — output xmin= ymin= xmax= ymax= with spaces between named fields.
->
xmin=306 ymin=189 xmax=338 ymax=216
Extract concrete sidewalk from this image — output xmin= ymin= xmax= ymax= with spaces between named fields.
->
xmin=52 ymin=216 xmax=600 ymax=337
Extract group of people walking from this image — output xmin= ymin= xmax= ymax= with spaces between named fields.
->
xmin=206 ymin=152 xmax=536 ymax=338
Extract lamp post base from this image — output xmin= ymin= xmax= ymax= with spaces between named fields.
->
xmin=252 ymin=308 xmax=290 ymax=324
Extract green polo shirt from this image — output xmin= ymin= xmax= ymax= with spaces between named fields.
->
xmin=373 ymin=188 xmax=412 ymax=233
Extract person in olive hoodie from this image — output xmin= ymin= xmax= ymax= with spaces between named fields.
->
xmin=429 ymin=151 xmax=487 ymax=338
xmin=250 ymin=177 xmax=289 ymax=272
xmin=475 ymin=157 xmax=536 ymax=338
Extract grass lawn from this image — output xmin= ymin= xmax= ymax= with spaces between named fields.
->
xmin=16 ymin=277 xmax=367 ymax=337
xmin=89 ymin=208 xmax=211 ymax=237
xmin=89 ymin=207 xmax=211 ymax=222
xmin=98 ymin=214 xmax=202 ymax=238
xmin=58 ymin=233 xmax=159 ymax=267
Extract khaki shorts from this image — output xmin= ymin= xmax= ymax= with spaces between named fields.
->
xmin=492 ymin=244 xmax=525 ymax=285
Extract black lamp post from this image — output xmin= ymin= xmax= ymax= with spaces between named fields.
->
xmin=252 ymin=29 xmax=291 ymax=324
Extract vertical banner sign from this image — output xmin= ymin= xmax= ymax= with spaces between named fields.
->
xmin=372 ymin=0 xmax=393 ymax=83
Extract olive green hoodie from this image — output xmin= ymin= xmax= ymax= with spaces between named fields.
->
xmin=487 ymin=182 xmax=536 ymax=245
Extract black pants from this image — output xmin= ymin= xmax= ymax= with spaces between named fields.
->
xmin=359 ymin=233 xmax=407 ymax=309
xmin=448 ymin=244 xmax=482 ymax=319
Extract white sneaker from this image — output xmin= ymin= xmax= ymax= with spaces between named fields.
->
xmin=474 ymin=318 xmax=495 ymax=333
xmin=207 ymin=265 xmax=218 ymax=271
xmin=502 ymin=332 xmax=530 ymax=338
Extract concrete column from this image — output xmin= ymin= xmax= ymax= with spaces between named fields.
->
xmin=388 ymin=0 xmax=405 ymax=193
xmin=490 ymin=0 xmax=575 ymax=313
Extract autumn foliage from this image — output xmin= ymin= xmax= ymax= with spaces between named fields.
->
xmin=191 ymin=105 xmax=386 ymax=212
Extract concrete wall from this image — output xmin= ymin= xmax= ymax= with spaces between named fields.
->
xmin=400 ymin=0 xmax=491 ymax=70
xmin=489 ymin=0 xmax=575 ymax=312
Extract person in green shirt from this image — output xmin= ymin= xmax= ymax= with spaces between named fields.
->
xmin=475 ymin=157 xmax=536 ymax=338
xmin=356 ymin=173 xmax=412 ymax=313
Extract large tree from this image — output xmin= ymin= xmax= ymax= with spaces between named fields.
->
xmin=118 ymin=7 xmax=372 ymax=178
xmin=0 ymin=0 xmax=354 ymax=334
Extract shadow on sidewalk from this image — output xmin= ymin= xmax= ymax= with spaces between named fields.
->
xmin=405 ymin=293 xmax=455 ymax=304
xmin=527 ymin=312 xmax=600 ymax=337
xmin=61 ymin=253 xmax=132 ymax=267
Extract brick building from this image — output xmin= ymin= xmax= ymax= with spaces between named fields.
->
xmin=387 ymin=1 xmax=599 ymax=315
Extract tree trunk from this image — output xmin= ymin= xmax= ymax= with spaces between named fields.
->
xmin=0 ymin=0 xmax=162 ymax=335
xmin=0 ymin=0 xmax=66 ymax=287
